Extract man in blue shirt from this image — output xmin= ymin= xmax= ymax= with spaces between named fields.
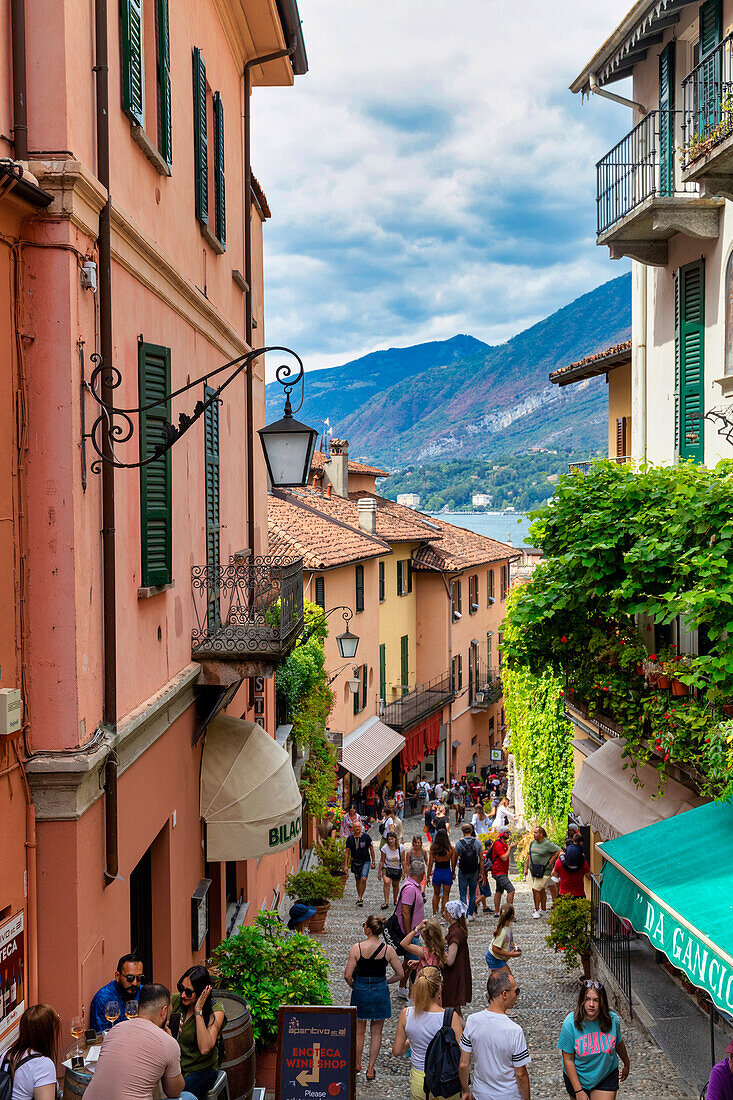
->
xmin=89 ymin=953 xmax=143 ymax=1032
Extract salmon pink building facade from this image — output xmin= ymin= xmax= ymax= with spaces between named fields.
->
xmin=1 ymin=0 xmax=307 ymax=1043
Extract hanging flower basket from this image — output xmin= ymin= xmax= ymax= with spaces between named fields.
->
xmin=671 ymin=679 xmax=690 ymax=697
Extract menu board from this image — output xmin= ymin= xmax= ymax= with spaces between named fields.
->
xmin=0 ymin=911 xmax=25 ymax=1048
xmin=276 ymin=1006 xmax=356 ymax=1100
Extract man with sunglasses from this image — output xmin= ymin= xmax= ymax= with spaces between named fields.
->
xmin=459 ymin=970 xmax=531 ymax=1100
xmin=89 ymin=953 xmax=144 ymax=1033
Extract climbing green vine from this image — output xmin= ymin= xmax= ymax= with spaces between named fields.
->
xmin=502 ymin=640 xmax=574 ymax=821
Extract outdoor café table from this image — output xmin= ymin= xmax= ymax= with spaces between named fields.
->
xmin=61 ymin=1036 xmax=166 ymax=1099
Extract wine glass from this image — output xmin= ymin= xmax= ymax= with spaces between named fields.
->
xmin=104 ymin=1001 xmax=120 ymax=1029
xmin=124 ymin=1001 xmax=138 ymax=1020
xmin=70 ymin=1016 xmax=84 ymax=1055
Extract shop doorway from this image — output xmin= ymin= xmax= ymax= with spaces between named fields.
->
xmin=130 ymin=847 xmax=153 ymax=981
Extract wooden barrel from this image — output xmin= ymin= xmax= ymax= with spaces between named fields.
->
xmin=213 ymin=989 xmax=255 ymax=1100
xmin=62 ymin=1065 xmax=93 ymax=1100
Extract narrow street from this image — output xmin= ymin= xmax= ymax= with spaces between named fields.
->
xmin=313 ymin=816 xmax=694 ymax=1100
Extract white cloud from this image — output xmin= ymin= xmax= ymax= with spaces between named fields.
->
xmin=253 ymin=0 xmax=633 ymax=377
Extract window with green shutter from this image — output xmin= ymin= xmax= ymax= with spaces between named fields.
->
xmin=658 ymin=42 xmax=675 ymax=197
xmin=379 ymin=644 xmax=386 ymax=703
xmin=379 ymin=561 xmax=385 ymax=602
xmin=675 ymin=260 xmax=705 ymax=464
xmin=121 ymin=0 xmax=144 ymax=126
xmin=204 ymin=385 xmax=220 ymax=631
xmin=700 ymin=0 xmax=723 ymax=133
xmin=315 ymin=576 xmax=325 ymax=609
xmin=488 ymin=568 xmax=495 ymax=604
xmin=400 ymin=635 xmax=409 ymax=696
xmin=213 ymin=91 xmax=226 ymax=247
xmin=407 ymin=559 xmax=413 ymax=594
xmin=192 ymin=47 xmax=208 ymax=226
xmin=138 ymin=342 xmax=172 ymax=587
xmin=157 ymin=0 xmax=172 ymax=168
xmin=397 ymin=560 xmax=404 ymax=596
xmin=362 ymin=663 xmax=367 ymax=711
xmin=355 ymin=564 xmax=364 ymax=613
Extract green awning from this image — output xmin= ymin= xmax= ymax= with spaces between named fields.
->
xmin=598 ymin=800 xmax=733 ymax=1014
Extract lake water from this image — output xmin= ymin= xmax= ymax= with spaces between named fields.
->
xmin=427 ymin=511 xmax=535 ymax=547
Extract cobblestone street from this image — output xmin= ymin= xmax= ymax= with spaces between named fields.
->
xmin=310 ymin=817 xmax=694 ymax=1100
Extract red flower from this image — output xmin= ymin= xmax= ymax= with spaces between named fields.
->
xmin=649 ymin=654 xmax=658 ymax=661
xmin=664 ymin=752 xmax=671 ymax=761
xmin=560 ymin=636 xmax=567 ymax=643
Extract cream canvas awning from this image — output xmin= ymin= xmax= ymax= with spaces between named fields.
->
xmin=572 ymin=737 xmax=704 ymax=842
xmin=201 ymin=715 xmax=303 ymax=861
xmin=342 ymin=716 xmax=405 ymax=785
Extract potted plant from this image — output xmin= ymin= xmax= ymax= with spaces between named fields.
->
xmin=210 ymin=911 xmax=331 ymax=1090
xmin=285 ymin=866 xmax=341 ymax=933
xmin=546 ymin=897 xmax=592 ymax=977
xmin=317 ymin=837 xmax=348 ymax=896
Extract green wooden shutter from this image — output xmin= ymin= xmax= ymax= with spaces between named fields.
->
xmin=407 ymin=559 xmax=413 ymax=593
xmin=658 ymin=42 xmax=675 ymax=197
xmin=139 ymin=342 xmax=172 ymax=587
xmin=355 ymin=564 xmax=364 ymax=613
xmin=192 ymin=47 xmax=208 ymax=225
xmin=379 ymin=561 xmax=385 ymax=602
xmin=315 ymin=576 xmax=325 ymax=609
xmin=700 ymin=0 xmax=723 ymax=133
xmin=457 ymin=580 xmax=462 ymax=613
xmin=379 ymin=644 xmax=386 ymax=702
xmin=397 ymin=560 xmax=403 ymax=596
xmin=213 ymin=91 xmax=226 ymax=246
xmin=204 ymin=385 xmax=220 ymax=630
xmin=362 ymin=663 xmax=367 ymax=710
xmin=121 ymin=0 xmax=144 ymax=126
xmin=400 ymin=635 xmax=409 ymax=696
xmin=676 ymin=261 xmax=705 ymax=463
xmin=157 ymin=0 xmax=172 ymax=168
xmin=458 ymin=654 xmax=463 ymax=689
xmin=353 ymin=670 xmax=360 ymax=715
xmin=468 ymin=648 xmax=473 ymax=699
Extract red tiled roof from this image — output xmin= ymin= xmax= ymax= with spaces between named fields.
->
xmin=310 ymin=451 xmax=390 ymax=478
xmin=549 ymin=339 xmax=631 ymax=387
xmin=268 ymin=491 xmax=389 ymax=570
xmin=412 ymin=513 xmax=517 ymax=572
xmin=251 ymin=173 xmax=271 ymax=219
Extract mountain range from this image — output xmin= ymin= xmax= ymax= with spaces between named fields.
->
xmin=266 ymin=273 xmax=631 ymax=469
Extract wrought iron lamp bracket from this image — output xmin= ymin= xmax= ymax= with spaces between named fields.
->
xmin=80 ymin=344 xmax=304 ymax=474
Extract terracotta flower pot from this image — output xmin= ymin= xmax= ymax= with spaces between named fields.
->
xmin=305 ymin=902 xmax=330 ymax=934
xmin=671 ymin=679 xmax=689 ymax=697
xmin=722 ymin=703 xmax=733 ymax=717
xmin=657 ymin=674 xmax=671 ymax=690
xmin=256 ymin=1046 xmax=278 ymax=1092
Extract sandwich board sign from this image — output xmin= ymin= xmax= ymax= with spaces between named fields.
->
xmin=276 ymin=1006 xmax=356 ymax=1100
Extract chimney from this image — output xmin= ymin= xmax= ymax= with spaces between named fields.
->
xmin=358 ymin=497 xmax=377 ymax=535
xmin=323 ymin=438 xmax=349 ymax=498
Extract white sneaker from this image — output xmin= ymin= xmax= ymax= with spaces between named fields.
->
xmin=532 ymin=909 xmax=541 ymax=919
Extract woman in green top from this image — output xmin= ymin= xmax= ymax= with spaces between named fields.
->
xmin=171 ymin=965 xmax=226 ymax=1099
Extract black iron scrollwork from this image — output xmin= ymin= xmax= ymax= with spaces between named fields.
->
xmin=703 ymin=406 xmax=733 ymax=447
xmin=82 ymin=345 xmax=303 ymax=472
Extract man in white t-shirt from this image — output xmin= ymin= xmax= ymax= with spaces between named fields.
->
xmin=459 ymin=970 xmax=531 ymax=1100
xmin=434 ymin=779 xmax=444 ymax=800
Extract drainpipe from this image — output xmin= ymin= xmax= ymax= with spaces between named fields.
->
xmin=94 ymin=0 xmax=118 ymax=883
xmin=243 ymin=42 xmax=295 ymax=552
xmin=589 ymin=72 xmax=646 ymax=118
xmin=10 ymin=0 xmax=28 ymax=159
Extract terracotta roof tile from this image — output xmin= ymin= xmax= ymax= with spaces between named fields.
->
xmin=251 ymin=173 xmax=271 ymax=219
xmin=310 ymin=450 xmax=390 ymax=478
xmin=412 ymin=513 xmax=517 ymax=572
xmin=268 ymin=490 xmax=389 ymax=570
xmin=549 ymin=339 xmax=631 ymax=386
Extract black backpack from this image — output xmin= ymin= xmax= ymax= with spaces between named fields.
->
xmin=0 ymin=1054 xmax=43 ymax=1100
xmin=457 ymin=838 xmax=479 ymax=875
xmin=423 ymin=1007 xmax=461 ymax=1099
xmin=446 ymin=790 xmax=454 ymax=806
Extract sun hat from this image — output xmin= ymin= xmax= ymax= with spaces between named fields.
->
xmin=287 ymin=902 xmax=317 ymax=929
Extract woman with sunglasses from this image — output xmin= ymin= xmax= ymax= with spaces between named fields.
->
xmin=170 ymin=966 xmax=226 ymax=1100
xmin=558 ymin=980 xmax=630 ymax=1100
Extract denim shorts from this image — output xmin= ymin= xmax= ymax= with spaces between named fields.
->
xmin=353 ymin=861 xmax=370 ymax=880
xmin=432 ymin=867 xmax=454 ymax=887
xmin=563 ymin=1068 xmax=619 ymax=1097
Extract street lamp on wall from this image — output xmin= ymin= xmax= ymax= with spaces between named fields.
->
xmin=348 ymin=672 xmax=361 ymax=694
xmin=81 ymin=344 xmax=316 ymax=485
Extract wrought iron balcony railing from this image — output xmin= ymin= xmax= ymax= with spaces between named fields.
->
xmin=191 ymin=554 xmax=304 ymax=662
xmin=596 ymin=110 xmax=697 ymax=235
xmin=568 ymin=457 xmax=630 ymax=475
xmin=681 ymin=33 xmax=733 ymax=170
xmin=469 ymin=665 xmax=502 ymax=708
xmin=380 ymin=670 xmax=454 ymax=733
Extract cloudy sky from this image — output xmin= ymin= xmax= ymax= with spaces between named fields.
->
xmin=252 ymin=1 xmax=633 ymax=376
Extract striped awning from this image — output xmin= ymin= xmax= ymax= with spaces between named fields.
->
xmin=342 ymin=717 xmax=405 ymax=784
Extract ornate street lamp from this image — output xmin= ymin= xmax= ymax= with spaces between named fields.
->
xmin=81 ymin=345 xmax=316 ymax=485
xmin=258 ymin=361 xmax=318 ymax=488
xmin=348 ymin=673 xmax=361 ymax=695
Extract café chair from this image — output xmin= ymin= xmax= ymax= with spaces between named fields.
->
xmin=205 ymin=1070 xmax=230 ymax=1100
